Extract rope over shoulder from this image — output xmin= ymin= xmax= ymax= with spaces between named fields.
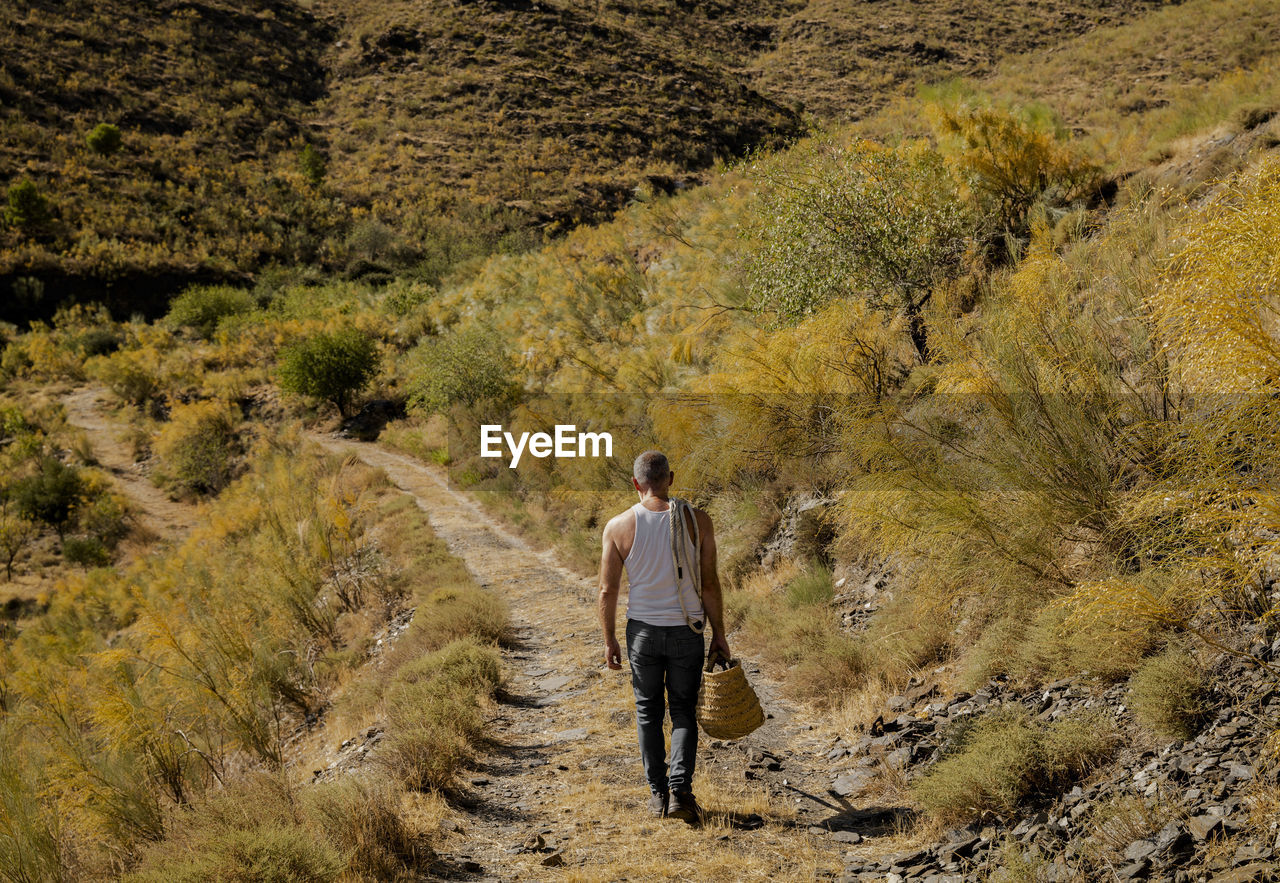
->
xmin=668 ymin=496 xmax=703 ymax=634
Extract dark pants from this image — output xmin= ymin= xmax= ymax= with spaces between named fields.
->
xmin=625 ymin=619 xmax=704 ymax=795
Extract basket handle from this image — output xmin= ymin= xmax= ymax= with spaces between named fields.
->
xmin=704 ymin=647 xmax=736 ymax=673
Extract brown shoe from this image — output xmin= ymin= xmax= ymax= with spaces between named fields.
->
xmin=666 ymin=791 xmax=701 ymax=824
xmin=647 ymin=791 xmax=668 ymax=818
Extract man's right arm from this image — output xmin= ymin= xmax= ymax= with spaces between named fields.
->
xmin=598 ymin=519 xmax=624 ymax=670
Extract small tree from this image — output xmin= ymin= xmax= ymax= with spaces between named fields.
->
xmin=278 ymin=327 xmax=379 ymax=417
xmin=10 ymin=457 xmax=83 ymax=539
xmin=0 ymin=511 xmax=36 ymax=580
xmin=85 ymin=123 xmax=123 ymax=156
xmin=407 ymin=327 xmax=516 ymax=415
xmin=299 ymin=143 xmax=326 ymax=187
xmin=750 ymin=139 xmax=977 ymax=361
xmin=5 ymin=180 xmax=52 ymax=233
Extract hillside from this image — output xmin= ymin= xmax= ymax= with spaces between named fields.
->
xmin=3 ymin=0 xmax=1180 ymax=321
xmin=4 ymin=0 xmax=1280 ymax=880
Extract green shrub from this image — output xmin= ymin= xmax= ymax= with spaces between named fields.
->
xmin=62 ymin=536 xmax=111 ymax=568
xmin=930 ymin=101 xmax=1100 ymax=242
xmin=76 ymin=325 xmax=123 ymax=357
xmin=785 ymin=561 xmax=835 ymax=608
xmin=154 ymin=401 xmax=241 ymax=496
xmin=738 ymin=582 xmax=864 ymax=706
xmin=1128 ymin=646 xmax=1208 ymax=739
xmin=405 ymin=327 xmax=516 ymax=416
xmin=166 ymin=285 xmax=256 ymax=338
xmin=0 ymin=736 xmax=64 ymax=883
xmin=85 ymin=123 xmax=123 ymax=156
xmin=9 ymin=457 xmax=83 ymax=537
xmin=962 ymin=602 xmax=1157 ymax=689
xmin=76 ymin=488 xmax=129 ymax=547
xmin=278 ymin=327 xmax=379 ymax=417
xmin=913 ymin=707 xmax=1118 ymax=823
xmin=299 ymin=143 xmax=326 ymax=186
xmin=382 ymin=280 xmax=435 ymax=318
xmin=5 ymin=179 xmax=51 ymax=232
xmin=90 ymin=346 xmax=163 ymax=410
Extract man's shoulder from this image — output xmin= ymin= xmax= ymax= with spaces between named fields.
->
xmin=603 ymin=506 xmax=637 ymax=536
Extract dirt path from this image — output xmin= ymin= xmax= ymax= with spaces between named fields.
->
xmin=53 ymin=390 xmax=910 ymax=878
xmin=63 ymin=387 xmax=199 ymax=540
xmin=309 ymin=435 xmax=914 ymax=882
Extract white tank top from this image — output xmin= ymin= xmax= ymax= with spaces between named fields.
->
xmin=624 ymin=502 xmax=704 ymax=627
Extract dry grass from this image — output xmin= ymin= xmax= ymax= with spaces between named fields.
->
xmin=913 ymin=707 xmax=1121 ymax=825
xmin=1128 ymin=644 xmax=1210 ymax=740
xmin=1074 ymin=793 xmax=1185 ymax=871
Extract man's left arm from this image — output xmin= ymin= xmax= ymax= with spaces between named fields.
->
xmin=696 ymin=509 xmax=731 ymax=660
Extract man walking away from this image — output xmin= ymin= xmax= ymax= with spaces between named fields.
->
xmin=598 ymin=450 xmax=731 ymax=823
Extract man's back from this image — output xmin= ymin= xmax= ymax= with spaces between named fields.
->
xmin=607 ymin=501 xmax=703 ymax=628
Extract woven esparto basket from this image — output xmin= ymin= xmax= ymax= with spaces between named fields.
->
xmin=696 ymin=653 xmax=765 ymax=740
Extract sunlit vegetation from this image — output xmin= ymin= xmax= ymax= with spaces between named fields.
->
xmin=3 ymin=0 xmax=1280 ymax=851
xmin=0 ymin=435 xmax=508 ymax=879
xmin=0 ymin=394 xmax=130 ymax=582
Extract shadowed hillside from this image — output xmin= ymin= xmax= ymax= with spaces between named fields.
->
xmin=2 ymin=0 xmax=1184 ymax=320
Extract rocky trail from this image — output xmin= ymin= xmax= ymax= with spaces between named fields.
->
xmin=306 ymin=434 xmax=907 ymax=881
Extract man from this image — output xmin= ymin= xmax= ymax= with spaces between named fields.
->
xmin=598 ymin=450 xmax=731 ymax=823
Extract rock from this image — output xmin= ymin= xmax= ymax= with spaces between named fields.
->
xmin=538 ymin=675 xmax=573 ymax=692
xmin=1125 ymin=839 xmax=1158 ymax=862
xmin=1189 ymin=814 xmax=1225 ymax=841
xmin=1151 ymin=822 xmax=1194 ymax=860
xmin=470 ymin=777 xmax=490 ymax=786
xmin=887 ymin=747 xmax=913 ymax=768
xmin=541 ymin=851 xmax=566 ymax=867
xmin=553 ymin=727 xmax=590 ymax=742
xmin=461 ymin=860 xmax=483 ymax=873
xmin=808 ymin=826 xmax=829 ymax=836
xmin=1224 ymin=762 xmax=1254 ymax=782
xmin=887 ymin=847 xmax=931 ymax=869
xmin=1116 ymin=858 xmax=1151 ymax=879
xmin=832 ymin=771 xmax=874 ymax=797
xmin=938 ymin=836 xmax=979 ymax=861
xmin=831 ymin=831 xmax=862 ymax=844
xmin=1209 ymin=865 xmax=1271 ymax=883
xmin=1231 ymin=845 xmax=1272 ymax=865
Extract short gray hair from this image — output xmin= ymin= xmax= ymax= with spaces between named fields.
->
xmin=633 ymin=450 xmax=670 ymax=487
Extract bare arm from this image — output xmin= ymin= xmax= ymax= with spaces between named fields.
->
xmin=598 ymin=518 xmax=625 ymax=670
xmin=696 ymin=509 xmax=731 ymax=660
